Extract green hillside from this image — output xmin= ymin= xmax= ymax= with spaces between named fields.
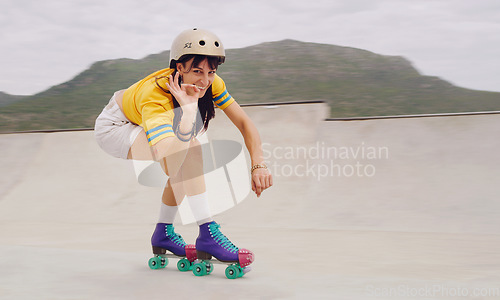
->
xmin=1 ymin=39 xmax=499 ymax=132
xmin=0 ymin=92 xmax=28 ymax=107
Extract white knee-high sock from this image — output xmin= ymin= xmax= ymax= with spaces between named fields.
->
xmin=186 ymin=192 xmax=213 ymax=225
xmin=158 ymin=203 xmax=178 ymax=224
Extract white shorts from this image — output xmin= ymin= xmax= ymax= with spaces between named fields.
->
xmin=94 ymin=91 xmax=143 ymax=159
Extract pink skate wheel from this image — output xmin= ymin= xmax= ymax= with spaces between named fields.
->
xmin=185 ymin=244 xmax=197 ymax=262
xmin=238 ymin=248 xmax=254 ymax=267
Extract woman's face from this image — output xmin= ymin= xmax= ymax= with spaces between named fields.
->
xmin=177 ymin=58 xmax=216 ymax=98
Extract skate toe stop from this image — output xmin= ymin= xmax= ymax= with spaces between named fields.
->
xmin=185 ymin=244 xmax=197 ymax=262
xmin=238 ymin=248 xmax=254 ymax=267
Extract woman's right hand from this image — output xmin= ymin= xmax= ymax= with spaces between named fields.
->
xmin=165 ymin=72 xmax=201 ymax=113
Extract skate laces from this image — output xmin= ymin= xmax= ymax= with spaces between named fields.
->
xmin=209 ymin=223 xmax=239 ymax=253
xmin=165 ymin=225 xmax=187 ymax=247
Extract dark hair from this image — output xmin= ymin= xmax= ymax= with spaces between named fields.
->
xmin=155 ymin=54 xmax=219 ymax=135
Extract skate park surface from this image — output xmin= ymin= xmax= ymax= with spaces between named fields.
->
xmin=1 ymin=102 xmax=499 ymax=299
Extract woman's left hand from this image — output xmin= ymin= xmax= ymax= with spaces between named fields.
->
xmin=251 ymin=168 xmax=273 ymax=197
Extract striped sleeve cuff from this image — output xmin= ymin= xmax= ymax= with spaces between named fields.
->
xmin=145 ymin=124 xmax=174 ymax=145
xmin=213 ymin=89 xmax=235 ymax=110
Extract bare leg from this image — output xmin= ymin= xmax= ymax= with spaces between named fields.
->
xmin=179 ymin=138 xmax=206 ymax=196
xmin=160 ymin=138 xmax=210 ymax=224
xmin=128 ymin=129 xmax=208 ymax=224
xmin=128 ymin=130 xmax=206 ymax=201
xmin=160 ymin=138 xmax=206 ymax=201
xmin=127 ymin=130 xmax=154 ymax=160
xmin=161 ymin=178 xmax=185 ymax=206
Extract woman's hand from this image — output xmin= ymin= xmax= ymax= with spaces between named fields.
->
xmin=165 ymin=72 xmax=201 ymax=111
xmin=251 ymin=167 xmax=273 ymax=198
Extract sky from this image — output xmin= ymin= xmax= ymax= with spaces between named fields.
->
xmin=1 ymin=0 xmax=499 ymax=95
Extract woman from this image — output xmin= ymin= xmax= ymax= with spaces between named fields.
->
xmin=94 ymin=28 xmax=272 ymax=274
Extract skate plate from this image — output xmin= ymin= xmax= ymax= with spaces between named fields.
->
xmin=148 ymin=244 xmax=197 ymax=272
xmin=192 ymin=249 xmax=254 ymax=279
xmin=192 ymin=259 xmax=252 ymax=279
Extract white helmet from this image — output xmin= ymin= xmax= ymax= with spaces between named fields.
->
xmin=169 ymin=28 xmax=225 ymax=68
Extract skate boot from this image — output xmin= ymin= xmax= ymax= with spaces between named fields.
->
xmin=148 ymin=223 xmax=197 ymax=271
xmin=193 ymin=221 xmax=254 ymax=279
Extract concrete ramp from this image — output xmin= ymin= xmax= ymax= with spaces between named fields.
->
xmin=1 ymin=103 xmax=499 ymax=299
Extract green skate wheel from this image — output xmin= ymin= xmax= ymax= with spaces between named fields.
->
xmin=177 ymin=258 xmax=192 ymax=272
xmin=148 ymin=257 xmax=162 ymax=270
xmin=237 ymin=265 xmax=245 ymax=278
xmin=225 ymin=265 xmax=240 ymax=279
xmin=193 ymin=262 xmax=207 ymax=276
xmin=206 ymin=261 xmax=214 ymax=274
xmin=159 ymin=256 xmax=168 ymax=268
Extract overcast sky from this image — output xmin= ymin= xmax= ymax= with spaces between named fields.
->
xmin=1 ymin=0 xmax=499 ymax=95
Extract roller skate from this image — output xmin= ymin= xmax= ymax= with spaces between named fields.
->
xmin=148 ymin=223 xmax=197 ymax=272
xmin=193 ymin=221 xmax=254 ymax=279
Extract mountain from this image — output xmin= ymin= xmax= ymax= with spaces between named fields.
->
xmin=0 ymin=92 xmax=28 ymax=107
xmin=1 ymin=39 xmax=499 ymax=132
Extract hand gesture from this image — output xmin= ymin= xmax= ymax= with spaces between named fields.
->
xmin=165 ymin=72 xmax=201 ymax=111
